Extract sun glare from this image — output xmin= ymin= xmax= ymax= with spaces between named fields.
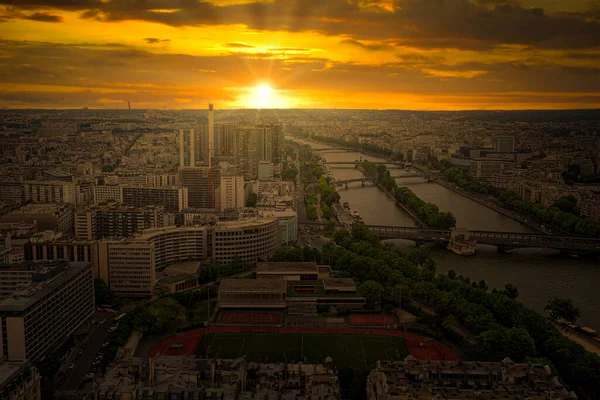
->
xmin=254 ymin=83 xmax=273 ymax=107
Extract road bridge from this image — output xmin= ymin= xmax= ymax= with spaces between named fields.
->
xmin=335 ymin=174 xmax=425 ymax=187
xmin=300 ymin=222 xmax=600 ymax=254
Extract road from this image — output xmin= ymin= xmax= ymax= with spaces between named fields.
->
xmin=61 ymin=314 xmax=113 ymax=394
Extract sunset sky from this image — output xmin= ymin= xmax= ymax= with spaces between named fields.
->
xmin=1 ymin=0 xmax=599 ymax=110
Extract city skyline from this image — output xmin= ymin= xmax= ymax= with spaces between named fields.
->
xmin=1 ymin=0 xmax=600 ymax=110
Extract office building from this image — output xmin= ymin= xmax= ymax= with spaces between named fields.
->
xmin=0 ymin=363 xmax=41 ymax=400
xmin=180 ymin=167 xmax=220 ymax=209
xmin=75 ymin=203 xmax=163 ymax=240
xmin=0 ymin=261 xmax=94 ymax=362
xmin=93 ymin=185 xmax=123 ymax=204
xmin=366 ymin=358 xmax=576 ymax=400
xmin=0 ymin=260 xmax=71 ymax=298
xmin=219 ymin=176 xmax=245 ymax=211
xmin=0 ymin=182 xmax=24 ymax=204
xmin=468 ymin=159 xmax=516 ymax=180
xmin=259 ymin=209 xmax=297 ymax=245
xmin=495 ymin=135 xmax=516 ymax=153
xmin=1 ymin=204 xmax=74 ymax=235
xmin=212 ymin=218 xmax=280 ymax=265
xmin=258 ymin=161 xmax=274 ymax=180
xmin=95 ymin=218 xmax=279 ymax=297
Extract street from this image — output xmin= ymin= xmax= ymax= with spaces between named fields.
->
xmin=59 ymin=312 xmax=113 ymax=396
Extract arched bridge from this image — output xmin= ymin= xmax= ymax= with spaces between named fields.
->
xmin=335 ymin=174 xmax=425 ymax=187
xmin=300 ymin=222 xmax=600 ymax=254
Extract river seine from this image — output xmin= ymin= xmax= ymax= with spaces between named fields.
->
xmin=293 ymin=138 xmax=600 ymax=330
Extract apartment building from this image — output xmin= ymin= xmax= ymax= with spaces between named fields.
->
xmin=75 ymin=203 xmax=163 ymax=240
xmin=212 ymin=218 xmax=280 ymax=265
xmin=0 ymin=260 xmax=71 ymax=298
xmin=93 ymin=185 xmax=188 ymax=212
xmin=22 ymin=181 xmax=79 ymax=204
xmin=219 ymin=176 xmax=245 ymax=211
xmin=0 ymin=261 xmax=94 ymax=362
xmin=180 ymin=167 xmax=221 ymax=209
xmin=366 ymin=358 xmax=576 ymax=400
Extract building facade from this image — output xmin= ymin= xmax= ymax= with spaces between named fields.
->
xmin=0 ymin=262 xmax=94 ymax=362
xmin=212 ymin=218 xmax=280 ymax=265
xmin=180 ymin=167 xmax=221 ymax=209
xmin=219 ymin=176 xmax=245 ymax=211
xmin=75 ymin=203 xmax=163 ymax=240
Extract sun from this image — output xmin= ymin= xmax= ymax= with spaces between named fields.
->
xmin=254 ymin=83 xmax=273 ymax=107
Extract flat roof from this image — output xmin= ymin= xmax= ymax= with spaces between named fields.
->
xmin=257 ymin=262 xmax=318 ymax=274
xmin=219 ymin=278 xmax=286 ymax=292
xmin=0 ymin=362 xmax=22 ymax=388
xmin=322 ymin=278 xmax=357 ymax=291
xmin=0 ymin=262 xmax=91 ymax=312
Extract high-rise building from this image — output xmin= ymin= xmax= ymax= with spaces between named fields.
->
xmin=180 ymin=167 xmax=221 ymax=209
xmin=208 ymin=104 xmax=214 ymax=168
xmin=121 ymin=186 xmax=188 ymax=212
xmin=234 ymin=126 xmax=258 ymax=180
xmin=495 ymin=135 xmax=516 ymax=153
xmin=214 ymin=123 xmax=236 ymax=162
xmin=179 ymin=128 xmax=196 ymax=167
xmin=219 ymin=176 xmax=245 ymax=211
xmin=1 ymin=204 xmax=74 ymax=235
xmin=0 ymin=261 xmax=94 ymax=362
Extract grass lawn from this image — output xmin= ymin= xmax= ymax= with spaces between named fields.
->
xmin=189 ymin=299 xmax=217 ymax=324
xmin=197 ymin=332 xmax=407 ymax=368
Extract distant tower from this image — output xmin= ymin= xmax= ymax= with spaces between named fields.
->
xmin=208 ymin=104 xmax=214 ymax=168
xmin=128 ymin=101 xmax=131 ymax=110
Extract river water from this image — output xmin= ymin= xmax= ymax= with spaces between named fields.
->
xmin=292 ymin=137 xmax=600 ymax=330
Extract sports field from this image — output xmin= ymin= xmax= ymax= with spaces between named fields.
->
xmin=197 ymin=332 xmax=408 ymax=368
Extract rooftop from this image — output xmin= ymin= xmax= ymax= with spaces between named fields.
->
xmin=5 ymin=203 xmax=68 ymax=215
xmin=257 ymin=262 xmax=318 ymax=274
xmin=220 ymin=278 xmax=286 ymax=292
xmin=0 ymin=262 xmax=91 ymax=312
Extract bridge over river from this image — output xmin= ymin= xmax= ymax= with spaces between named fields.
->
xmin=301 ymin=222 xmax=600 ymax=254
xmin=335 ymin=174 xmax=425 ymax=187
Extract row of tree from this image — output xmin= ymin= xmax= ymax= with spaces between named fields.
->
xmin=361 ymin=160 xmax=456 ymax=228
xmin=271 ymin=224 xmax=600 ymax=399
xmin=443 ymin=166 xmax=496 ymax=195
xmin=498 ymin=190 xmax=600 ymax=236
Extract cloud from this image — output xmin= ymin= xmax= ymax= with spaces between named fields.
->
xmin=340 ymin=39 xmax=392 ymax=51
xmin=144 ymin=38 xmax=170 ymax=44
xmin=23 ymin=12 xmax=63 ymax=22
xmin=1 ymin=0 xmax=599 ymax=50
xmin=225 ymin=42 xmax=254 ymax=48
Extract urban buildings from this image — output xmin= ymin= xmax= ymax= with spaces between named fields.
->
xmin=22 ymin=181 xmax=80 ymax=205
xmin=74 ymin=202 xmax=163 ymax=240
xmin=0 ymin=261 xmax=94 ymax=362
xmin=495 ymin=135 xmax=516 ymax=153
xmin=212 ymin=218 xmax=280 ymax=265
xmin=0 ymin=363 xmax=41 ymax=400
xmin=366 ymin=358 xmax=576 ymax=400
xmin=1 ymin=204 xmax=73 ymax=235
xmin=93 ymin=185 xmax=188 ymax=212
xmin=95 ymin=355 xmax=339 ymax=400
xmin=180 ymin=167 xmax=221 ymax=209
xmin=219 ymin=176 xmax=245 ymax=211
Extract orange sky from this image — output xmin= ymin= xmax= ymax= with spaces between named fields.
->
xmin=0 ymin=0 xmax=599 ymax=110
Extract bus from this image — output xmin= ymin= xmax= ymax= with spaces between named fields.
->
xmin=113 ymin=313 xmax=127 ymax=324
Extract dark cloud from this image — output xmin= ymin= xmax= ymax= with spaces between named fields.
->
xmin=1 ymin=0 xmax=599 ymax=50
xmin=23 ymin=12 xmax=63 ymax=22
xmin=144 ymin=38 xmax=170 ymax=44
xmin=340 ymin=39 xmax=391 ymax=51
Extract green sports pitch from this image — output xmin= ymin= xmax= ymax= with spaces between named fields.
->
xmin=197 ymin=332 xmax=408 ymax=368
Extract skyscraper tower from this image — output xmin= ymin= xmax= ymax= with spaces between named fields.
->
xmin=208 ymin=104 xmax=214 ymax=168
xmin=179 ymin=128 xmax=195 ymax=167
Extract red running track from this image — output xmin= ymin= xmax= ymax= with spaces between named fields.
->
xmin=147 ymin=326 xmax=459 ymax=361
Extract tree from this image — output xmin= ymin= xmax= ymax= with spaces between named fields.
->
xmin=358 ymin=280 xmax=384 ymax=308
xmin=503 ymin=283 xmax=519 ymax=299
xmin=94 ymin=279 xmax=110 ymax=306
xmin=554 ymin=195 xmax=578 ymax=214
xmin=246 ymin=192 xmax=257 ymax=207
xmin=324 ymin=220 xmax=337 ymax=237
xmin=545 ymin=297 xmax=580 ymax=324
xmin=102 ymin=165 xmax=115 ymax=173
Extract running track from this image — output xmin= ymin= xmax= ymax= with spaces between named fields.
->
xmin=148 ymin=326 xmax=458 ymax=361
